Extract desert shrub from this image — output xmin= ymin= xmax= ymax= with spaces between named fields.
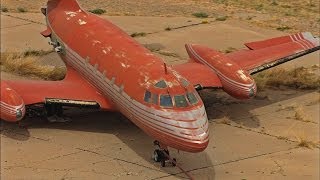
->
xmin=192 ymin=12 xmax=209 ymax=18
xmin=89 ymin=8 xmax=106 ymax=15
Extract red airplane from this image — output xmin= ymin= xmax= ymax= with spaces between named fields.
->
xmin=1 ymin=0 xmax=319 ymax=167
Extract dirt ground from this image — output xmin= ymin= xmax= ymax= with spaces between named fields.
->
xmin=1 ymin=2 xmax=320 ymax=180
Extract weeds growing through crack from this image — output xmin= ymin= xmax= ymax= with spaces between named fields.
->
xmin=192 ymin=12 xmax=209 ymax=18
xmin=89 ymin=8 xmax=106 ymax=15
xmin=17 ymin=7 xmax=27 ymax=13
xmin=130 ymin=32 xmax=147 ymax=37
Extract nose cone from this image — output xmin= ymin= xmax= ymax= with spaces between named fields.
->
xmin=0 ymin=82 xmax=25 ymax=122
xmin=176 ymin=111 xmax=210 ymax=153
xmin=154 ymin=106 xmax=210 ymax=153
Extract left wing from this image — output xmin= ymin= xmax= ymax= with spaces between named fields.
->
xmin=1 ymin=66 xmax=116 ymax=122
xmin=226 ymin=32 xmax=319 ymax=74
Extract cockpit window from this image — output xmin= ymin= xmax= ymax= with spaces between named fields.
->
xmin=155 ymin=80 xmax=167 ymax=89
xmin=186 ymin=92 xmax=198 ymax=105
xmin=160 ymin=94 xmax=173 ymax=108
xmin=144 ymin=91 xmax=152 ymax=103
xmin=152 ymin=94 xmax=159 ymax=105
xmin=174 ymin=95 xmax=188 ymax=108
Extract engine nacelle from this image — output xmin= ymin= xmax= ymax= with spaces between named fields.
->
xmin=186 ymin=44 xmax=257 ymax=99
xmin=0 ymin=82 xmax=26 ymax=122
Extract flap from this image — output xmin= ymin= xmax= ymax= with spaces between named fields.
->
xmin=173 ymin=62 xmax=222 ymax=89
xmin=3 ymin=67 xmax=115 ymax=111
xmin=227 ymin=32 xmax=320 ymax=74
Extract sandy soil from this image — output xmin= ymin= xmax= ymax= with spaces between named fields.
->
xmin=1 ymin=7 xmax=320 ymax=180
xmin=2 ymin=0 xmax=319 ymax=36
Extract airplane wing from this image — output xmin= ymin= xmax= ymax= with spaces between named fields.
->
xmin=2 ymin=66 xmax=115 ymax=111
xmin=226 ymin=32 xmax=320 ymax=74
xmin=172 ymin=62 xmax=222 ymax=89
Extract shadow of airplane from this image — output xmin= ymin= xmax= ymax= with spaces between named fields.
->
xmin=0 ymin=88 xmax=316 ymax=179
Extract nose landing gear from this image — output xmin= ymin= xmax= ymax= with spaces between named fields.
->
xmin=152 ymin=140 xmax=177 ymax=167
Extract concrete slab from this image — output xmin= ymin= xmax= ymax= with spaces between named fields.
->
xmin=1 ymin=13 xmax=319 ymax=180
xmin=1 ymin=14 xmax=31 ymax=29
xmin=1 ymin=23 xmax=51 ymax=52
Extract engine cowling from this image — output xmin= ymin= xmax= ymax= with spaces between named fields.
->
xmin=186 ymin=44 xmax=257 ymax=99
xmin=0 ymin=82 xmax=26 ymax=122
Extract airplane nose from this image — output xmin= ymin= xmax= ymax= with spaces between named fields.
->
xmin=0 ymin=82 xmax=26 ymax=122
xmin=171 ymin=108 xmax=210 ymax=153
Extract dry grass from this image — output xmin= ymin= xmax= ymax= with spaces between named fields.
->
xmin=216 ymin=116 xmax=231 ymax=125
xmin=0 ymin=52 xmax=66 ymax=81
xmin=254 ymin=67 xmax=320 ymax=90
xmin=293 ymin=106 xmax=311 ymax=122
xmin=296 ymin=135 xmax=318 ymax=149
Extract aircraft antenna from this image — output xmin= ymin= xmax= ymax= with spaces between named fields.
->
xmin=164 ymin=63 xmax=168 ymax=74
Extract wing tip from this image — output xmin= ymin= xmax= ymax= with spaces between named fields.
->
xmin=302 ymin=32 xmax=320 ymax=47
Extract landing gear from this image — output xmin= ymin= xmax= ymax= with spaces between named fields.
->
xmin=152 ymin=140 xmax=177 ymax=167
xmin=45 ymin=104 xmax=71 ymax=123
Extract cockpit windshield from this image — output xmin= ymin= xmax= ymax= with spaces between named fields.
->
xmin=186 ymin=92 xmax=198 ymax=105
xmin=174 ymin=95 xmax=188 ymax=108
xmin=160 ymin=94 xmax=173 ymax=108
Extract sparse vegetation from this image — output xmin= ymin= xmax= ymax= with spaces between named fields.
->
xmin=23 ymin=49 xmax=54 ymax=57
xmin=1 ymin=7 xmax=8 ymax=12
xmin=158 ymin=51 xmax=180 ymax=58
xmin=192 ymin=12 xmax=209 ymax=18
xmin=0 ymin=52 xmax=65 ymax=81
xmin=255 ymin=4 xmax=264 ymax=11
xmin=89 ymin=8 xmax=106 ymax=15
xmin=216 ymin=16 xmax=228 ymax=21
xmin=217 ymin=116 xmax=231 ymax=125
xmin=276 ymin=25 xmax=292 ymax=31
xmin=271 ymin=0 xmax=278 ymax=6
xmin=293 ymin=106 xmax=311 ymax=122
xmin=130 ymin=32 xmax=147 ymax=37
xmin=165 ymin=27 xmax=172 ymax=31
xmin=223 ymin=47 xmax=237 ymax=53
xmin=254 ymin=67 xmax=320 ymax=90
xmin=296 ymin=136 xmax=318 ymax=149
xmin=17 ymin=7 xmax=27 ymax=13
xmin=201 ymin=20 xmax=209 ymax=24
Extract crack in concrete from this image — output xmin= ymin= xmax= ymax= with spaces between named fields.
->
xmin=152 ymin=147 xmax=299 ymax=179
xmin=75 ymin=147 xmax=186 ymax=179
xmin=1 ymin=23 xmax=33 ymax=29
xmin=270 ymin=160 xmax=286 ymax=176
xmin=212 ymin=121 xmax=320 ymax=149
xmin=1 ymin=14 xmax=45 ymax=26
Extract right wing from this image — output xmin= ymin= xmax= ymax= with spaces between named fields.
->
xmin=226 ymin=32 xmax=319 ymax=74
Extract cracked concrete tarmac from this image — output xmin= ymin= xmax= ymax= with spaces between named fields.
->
xmin=1 ymin=12 xmax=319 ymax=180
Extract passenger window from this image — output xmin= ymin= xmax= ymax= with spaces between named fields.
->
xmin=144 ymin=91 xmax=152 ymax=103
xmin=187 ymin=92 xmax=198 ymax=105
xmin=174 ymin=95 xmax=188 ymax=108
xmin=160 ymin=94 xmax=173 ymax=108
xmin=155 ymin=80 xmax=167 ymax=89
xmin=152 ymin=94 xmax=159 ymax=105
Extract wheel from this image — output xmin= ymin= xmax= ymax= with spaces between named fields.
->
xmin=161 ymin=160 xmax=166 ymax=167
xmin=153 ymin=150 xmax=161 ymax=162
xmin=172 ymin=158 xmax=177 ymax=167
